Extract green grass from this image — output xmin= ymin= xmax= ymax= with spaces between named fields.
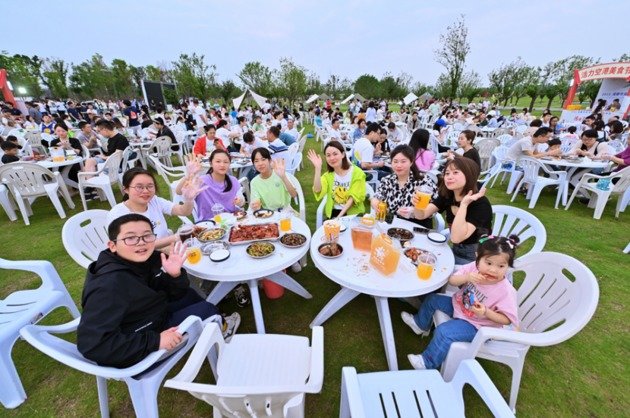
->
xmin=1 ymin=124 xmax=629 ymax=417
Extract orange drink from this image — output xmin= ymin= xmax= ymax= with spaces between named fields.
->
xmin=414 ymin=191 xmax=431 ymax=210
xmin=416 ymin=253 xmax=436 ymax=280
xmin=186 ymin=247 xmax=202 ymax=264
xmin=279 ymin=215 xmax=292 ymax=232
xmin=351 ymin=227 xmax=373 ymax=252
xmin=323 ymin=219 xmax=341 ymax=242
xmin=213 ymin=214 xmax=222 ymax=223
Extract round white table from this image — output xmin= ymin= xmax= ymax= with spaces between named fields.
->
xmin=310 ymin=217 xmax=455 ymax=370
xmin=38 ymin=156 xmax=85 ymax=189
xmin=184 ymin=212 xmax=312 ymax=334
xmin=538 ymin=158 xmax=609 ymax=206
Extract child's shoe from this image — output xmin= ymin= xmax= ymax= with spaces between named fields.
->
xmin=401 ymin=312 xmax=429 ymax=336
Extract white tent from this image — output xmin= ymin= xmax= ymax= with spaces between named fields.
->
xmin=403 ymin=92 xmax=419 ymax=105
xmin=341 ymin=94 xmax=355 ymax=104
xmin=342 ymin=93 xmax=367 ymax=104
xmin=233 ymin=88 xmax=267 ymax=109
xmin=305 ymin=94 xmax=319 ymax=104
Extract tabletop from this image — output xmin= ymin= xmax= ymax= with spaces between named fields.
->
xmin=184 ymin=212 xmax=311 ymax=282
xmin=37 ymin=156 xmax=85 ymax=169
xmin=309 ymin=217 xmax=455 ymax=298
xmin=538 ymin=157 xmax=610 ymax=170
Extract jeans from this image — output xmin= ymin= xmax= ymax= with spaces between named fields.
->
xmin=412 ymin=294 xmax=478 ymax=369
xmin=452 ymin=242 xmax=477 ymax=265
xmin=164 ymin=288 xmax=221 ymax=329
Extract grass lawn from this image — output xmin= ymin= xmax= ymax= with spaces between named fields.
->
xmin=1 ymin=124 xmax=628 ymax=417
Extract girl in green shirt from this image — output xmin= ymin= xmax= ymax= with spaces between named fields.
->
xmin=308 ymin=141 xmax=366 ymax=219
xmin=249 ymin=147 xmax=297 ymax=211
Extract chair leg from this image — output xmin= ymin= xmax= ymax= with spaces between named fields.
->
xmin=564 ymin=184 xmax=581 ymax=210
xmin=102 ymin=186 xmax=117 ymax=208
xmin=58 ymin=182 xmax=75 ymax=209
xmin=15 ymin=196 xmax=31 ymax=226
xmin=507 ymin=170 xmax=522 ymax=194
xmin=0 ymin=190 xmax=17 ymax=221
xmin=46 ymin=189 xmax=67 ymax=219
xmin=79 ymin=186 xmax=89 ymax=212
xmin=510 ymin=180 xmax=523 ymax=202
xmin=0 ymin=341 xmax=27 ymax=409
xmin=507 ymin=357 xmax=525 ymax=412
xmin=96 ymin=376 xmax=110 ymax=418
xmin=126 ymin=379 xmax=160 ymax=418
xmin=528 ymin=184 xmax=543 ymax=209
xmin=592 ymin=192 xmax=610 ymax=220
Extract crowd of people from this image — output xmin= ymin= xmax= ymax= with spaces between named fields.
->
xmin=0 ymin=93 xmax=628 ymax=373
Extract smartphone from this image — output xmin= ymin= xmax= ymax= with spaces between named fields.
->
xmin=413 ymin=226 xmax=430 ymax=234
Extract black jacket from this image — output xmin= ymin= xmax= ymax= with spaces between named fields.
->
xmin=77 ymin=249 xmax=189 ymax=368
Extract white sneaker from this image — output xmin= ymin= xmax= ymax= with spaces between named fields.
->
xmin=401 ymin=312 xmax=429 ymax=336
xmin=222 ymin=312 xmax=241 ymax=343
xmin=408 ymin=354 xmax=426 ymax=370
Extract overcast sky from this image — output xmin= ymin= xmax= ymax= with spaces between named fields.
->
xmin=2 ymin=0 xmax=627 ymax=86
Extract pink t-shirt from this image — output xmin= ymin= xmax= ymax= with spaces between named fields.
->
xmin=451 ymin=262 xmax=519 ymax=329
xmin=415 ymin=149 xmax=436 ymax=171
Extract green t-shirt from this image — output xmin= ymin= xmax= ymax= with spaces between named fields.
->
xmin=250 ymin=172 xmax=292 ymax=210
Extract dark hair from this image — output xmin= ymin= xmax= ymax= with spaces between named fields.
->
xmin=121 ymin=168 xmax=158 ymax=201
xmin=533 ymin=127 xmax=552 ymax=137
xmin=243 ymin=131 xmax=254 ymax=144
xmin=78 ymin=121 xmax=89 ymax=129
xmin=365 ymin=122 xmax=380 ymax=135
xmin=476 ymin=234 xmax=520 ymax=267
xmin=153 ymin=117 xmax=165 ymax=126
xmin=6 ymin=135 xmax=19 ymax=143
xmin=529 ymin=119 xmax=543 ymax=127
xmin=609 ymin=120 xmax=624 ymax=135
xmin=216 ymin=119 xmax=228 ymax=129
xmin=357 ymin=118 xmax=366 ymax=126
xmin=567 ymin=126 xmax=577 ymax=134
xmin=387 ymin=122 xmax=396 ymax=130
xmin=268 ymin=125 xmax=281 ymax=138
xmin=95 ymin=119 xmax=114 ymax=131
xmin=236 ymin=116 xmax=245 ymax=124
xmin=1 ymin=141 xmax=19 ymax=151
xmin=107 ymin=213 xmax=154 ymax=241
xmin=460 ymin=129 xmax=476 ymax=144
xmin=547 ymin=138 xmax=561 ymax=147
xmin=409 ymin=128 xmax=430 ymax=157
xmin=204 ymin=124 xmax=216 ymax=133
xmin=323 ymin=141 xmax=350 ymax=172
xmin=54 ymin=123 xmax=68 ymax=132
xmin=581 ymin=129 xmax=598 ymax=140
xmin=123 ymin=99 xmax=132 ymax=107
xmin=251 ymin=147 xmax=272 ymax=162
xmin=390 ymin=145 xmax=423 ymax=181
xmin=332 ymin=118 xmax=340 ymax=125
xmin=206 ymin=149 xmax=233 ymax=192
xmin=439 ymin=157 xmax=480 ymax=198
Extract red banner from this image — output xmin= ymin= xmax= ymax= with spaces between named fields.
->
xmin=576 ymin=62 xmax=630 ymax=83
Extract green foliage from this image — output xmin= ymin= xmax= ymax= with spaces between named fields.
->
xmin=488 ymin=58 xmax=530 ymax=106
xmin=434 ymin=15 xmax=470 ymax=99
xmin=0 ymin=51 xmax=43 ymax=97
xmin=171 ymin=53 xmax=217 ymax=101
xmin=110 ymin=59 xmax=135 ymax=99
xmin=237 ymin=61 xmax=276 ymax=97
xmin=69 ymin=54 xmax=113 ymax=99
xmin=277 ymin=57 xmax=308 ymax=105
xmin=323 ymin=74 xmax=352 ymax=99
xmin=41 ymin=58 xmax=69 ymax=98
xmin=217 ymin=80 xmax=241 ymax=106
xmin=354 ymin=74 xmax=381 ymax=99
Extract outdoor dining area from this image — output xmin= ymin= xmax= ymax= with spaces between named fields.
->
xmin=0 ymin=96 xmax=628 ymax=417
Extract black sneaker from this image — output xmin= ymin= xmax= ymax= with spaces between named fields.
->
xmin=234 ymin=284 xmax=250 ymax=307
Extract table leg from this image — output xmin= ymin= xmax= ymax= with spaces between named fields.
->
xmin=375 ymin=296 xmax=398 ymax=371
xmin=247 ymin=279 xmax=265 ymax=334
xmin=310 ymin=288 xmax=360 ymax=328
xmin=206 ymin=281 xmax=238 ymax=305
xmin=266 ymin=271 xmax=312 ymax=299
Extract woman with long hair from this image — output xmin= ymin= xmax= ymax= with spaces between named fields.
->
xmin=408 ymin=128 xmax=436 ymax=171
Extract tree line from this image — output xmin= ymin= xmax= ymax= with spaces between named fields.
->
xmin=1 ymin=15 xmax=628 ymax=108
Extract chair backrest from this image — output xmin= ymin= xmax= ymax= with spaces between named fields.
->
xmin=103 ymin=151 xmax=124 ymax=183
xmin=62 ymin=210 xmax=110 ymax=269
xmin=491 ymin=205 xmax=546 ymax=258
xmin=0 ymin=162 xmax=57 ymax=197
xmin=610 ymin=166 xmax=630 ymax=194
xmin=121 ymin=146 xmax=139 ymax=170
xmin=607 ymin=140 xmax=625 ymax=154
xmin=151 ymin=136 xmax=173 ymax=157
xmin=286 ymin=152 xmax=302 ymax=175
xmin=513 ymin=252 xmax=599 ymax=344
xmin=148 ymin=155 xmax=186 ymax=187
xmin=286 ymin=172 xmax=306 ymax=221
xmin=238 ymin=176 xmax=251 ymax=205
xmin=24 ymin=131 xmax=43 ymax=146
xmin=475 ymin=138 xmax=500 ymax=171
xmin=518 ymin=157 xmax=542 ymax=182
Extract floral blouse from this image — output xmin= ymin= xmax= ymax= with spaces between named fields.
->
xmin=373 ymin=173 xmax=438 ymax=213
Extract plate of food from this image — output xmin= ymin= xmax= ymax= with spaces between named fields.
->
xmin=233 ymin=210 xmax=247 ymax=221
xmin=358 ymin=214 xmax=376 ymax=228
xmin=403 ymin=247 xmax=434 ymax=266
xmin=279 ymin=233 xmax=307 ymax=248
xmin=229 ymin=223 xmax=280 ymax=244
xmin=254 ymin=209 xmax=274 ymax=219
xmin=387 ymin=227 xmax=414 ymax=244
xmin=246 ymin=241 xmax=276 ymax=259
xmin=197 ymin=228 xmax=227 ymax=242
xmin=318 ymin=243 xmax=343 ymax=259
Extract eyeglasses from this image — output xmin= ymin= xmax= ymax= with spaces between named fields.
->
xmin=115 ymin=233 xmax=157 ymax=246
xmin=129 ymin=184 xmax=155 ymax=192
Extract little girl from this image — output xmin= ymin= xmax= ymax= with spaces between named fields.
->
xmin=401 ymin=235 xmax=520 ymax=370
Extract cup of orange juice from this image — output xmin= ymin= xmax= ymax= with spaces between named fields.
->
xmin=186 ymin=247 xmax=202 ymax=264
xmin=279 ymin=211 xmax=292 ymax=232
xmin=211 ymin=203 xmax=224 ymax=223
xmin=416 ymin=253 xmax=436 ymax=280
xmin=414 ymin=185 xmax=433 ymax=210
xmin=323 ymin=219 xmax=341 ymax=242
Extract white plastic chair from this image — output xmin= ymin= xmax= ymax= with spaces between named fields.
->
xmin=148 ymin=155 xmax=186 ymax=204
xmin=120 ymin=146 xmax=140 ymax=172
xmin=0 ymin=162 xmax=75 ymax=226
xmin=480 ymin=146 xmax=519 ymax=191
xmin=78 ymin=151 xmax=123 ymax=211
xmin=340 ymin=360 xmax=514 ymax=418
xmin=238 ymin=176 xmax=250 ymax=206
xmin=20 ymin=316 xmax=203 ymax=418
xmin=62 ymin=209 xmax=110 ymax=269
xmin=510 ymin=157 xmax=566 ymax=209
xmin=438 ymin=252 xmax=599 ymax=412
xmin=491 ymin=205 xmax=546 ymax=258
xmin=285 ymin=172 xmax=306 ymax=223
xmin=165 ymin=323 xmax=324 ymax=418
xmin=565 ymin=166 xmax=630 ymax=219
xmin=286 ymin=152 xmax=303 ymax=176
xmin=475 ymin=138 xmax=500 ymax=171
xmin=0 ymin=258 xmax=80 ymax=409
xmin=0 ymin=184 xmax=17 ymax=221
xmin=148 ymin=136 xmax=175 ymax=167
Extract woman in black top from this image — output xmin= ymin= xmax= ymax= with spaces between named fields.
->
xmin=412 ymin=156 xmax=492 ymax=264
xmin=154 ymin=117 xmax=179 ymax=151
xmin=446 ymin=129 xmax=480 ymax=169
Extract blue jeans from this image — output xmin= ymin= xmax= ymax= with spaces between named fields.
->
xmin=413 ymin=294 xmax=478 ymax=369
xmin=452 ymin=242 xmax=477 ymax=265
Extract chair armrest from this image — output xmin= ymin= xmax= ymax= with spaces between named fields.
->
xmin=21 ymin=317 xmax=81 ymax=335
xmin=304 ymin=326 xmax=324 ymax=393
xmin=0 ymin=259 xmax=63 ymax=291
xmin=450 ymin=360 xmax=514 ymax=418
xmin=341 ymin=367 xmax=367 ymax=417
xmin=465 ymin=326 xmax=558 ymax=358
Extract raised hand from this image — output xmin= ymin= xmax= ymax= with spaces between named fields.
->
xmin=185 ymin=154 xmax=203 ymax=177
xmin=467 ymin=272 xmax=486 ymax=285
xmin=159 ymin=327 xmax=183 ymax=350
xmin=460 ymin=187 xmax=486 ymax=207
xmin=272 ymin=158 xmax=286 ymax=178
xmin=181 ymin=176 xmax=208 ymax=201
xmin=233 ymin=196 xmax=244 ymax=207
xmin=160 ymin=240 xmax=188 ymax=277
xmin=307 ymin=149 xmax=323 ymax=170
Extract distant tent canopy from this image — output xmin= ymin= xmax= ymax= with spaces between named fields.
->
xmin=418 ymin=92 xmax=432 ymax=102
xmin=403 ymin=92 xmax=418 ymax=105
xmin=305 ymin=94 xmax=319 ymax=104
xmin=318 ymin=93 xmax=330 ymax=101
xmin=233 ymin=88 xmax=267 ymax=109
xmin=341 ymin=93 xmax=367 ymax=104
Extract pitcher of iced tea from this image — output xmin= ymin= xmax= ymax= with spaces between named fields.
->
xmin=369 ymin=233 xmax=401 ymax=275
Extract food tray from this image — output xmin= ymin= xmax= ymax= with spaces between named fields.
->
xmin=246 ymin=241 xmax=276 ymax=259
xmin=228 ymin=222 xmax=280 ymax=245
xmin=279 ymin=233 xmax=308 ymax=248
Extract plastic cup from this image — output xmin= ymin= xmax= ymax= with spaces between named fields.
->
xmin=186 ymin=247 xmax=202 ymax=264
xmin=211 ymin=203 xmax=225 ymax=223
xmin=279 ymin=212 xmax=292 ymax=232
xmin=178 ymin=225 xmax=194 ymax=242
xmin=416 ymin=253 xmax=436 ymax=280
xmin=323 ymin=219 xmax=341 ymax=242
xmin=414 ymin=185 xmax=433 ymax=210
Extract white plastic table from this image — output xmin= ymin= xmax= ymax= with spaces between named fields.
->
xmin=538 ymin=158 xmax=609 ymax=206
xmin=310 ymin=217 xmax=455 ymax=370
xmin=37 ymin=156 xmax=85 ymax=189
xmin=184 ymin=213 xmax=312 ymax=334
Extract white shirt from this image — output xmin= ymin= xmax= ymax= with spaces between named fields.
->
xmin=506 ymin=137 xmax=535 ymax=161
xmin=388 ymin=128 xmax=404 ymax=144
xmin=332 ymin=166 xmax=354 ymax=209
xmin=365 ymin=108 xmax=377 ymax=123
xmin=353 ymin=137 xmax=374 ymax=165
xmin=193 ymin=106 xmax=207 ymax=128
xmin=216 ymin=127 xmax=231 ymax=144
xmin=107 ymin=197 xmax=175 ymax=239
xmin=242 ymin=137 xmax=268 ymax=155
xmin=285 ymin=127 xmax=299 ymax=140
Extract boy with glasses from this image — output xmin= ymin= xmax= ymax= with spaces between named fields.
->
xmin=77 ymin=213 xmax=240 ymax=368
